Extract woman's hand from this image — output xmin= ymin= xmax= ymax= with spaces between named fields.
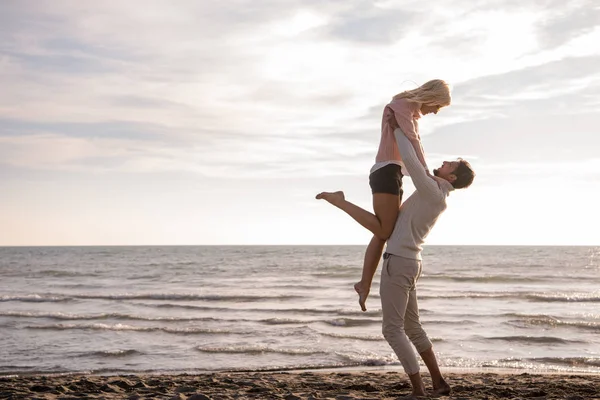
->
xmin=386 ymin=108 xmax=399 ymax=130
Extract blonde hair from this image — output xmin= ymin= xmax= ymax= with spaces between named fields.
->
xmin=392 ymin=79 xmax=451 ymax=107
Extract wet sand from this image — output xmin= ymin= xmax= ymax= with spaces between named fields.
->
xmin=1 ymin=370 xmax=599 ymax=399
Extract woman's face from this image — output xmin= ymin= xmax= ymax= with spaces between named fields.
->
xmin=421 ymin=103 xmax=442 ymax=116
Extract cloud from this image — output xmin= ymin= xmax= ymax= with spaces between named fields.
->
xmin=324 ymin=5 xmax=418 ymax=44
xmin=454 ymin=55 xmax=600 ymax=100
xmin=423 ymin=111 xmax=600 ymax=165
xmin=536 ymin=0 xmax=600 ymax=50
xmin=0 ymin=118 xmax=169 ymax=141
xmin=1 ymin=0 xmax=599 ymax=182
xmin=416 ymin=55 xmax=600 ymax=133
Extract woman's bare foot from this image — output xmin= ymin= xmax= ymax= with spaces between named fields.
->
xmin=315 ymin=191 xmax=345 ymax=207
xmin=432 ymin=379 xmax=451 ymax=396
xmin=353 ymin=281 xmax=370 ymax=312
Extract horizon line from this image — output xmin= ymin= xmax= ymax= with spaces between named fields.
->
xmin=0 ymin=244 xmax=598 ymax=248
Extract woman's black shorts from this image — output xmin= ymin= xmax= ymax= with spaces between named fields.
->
xmin=369 ymin=164 xmax=403 ymax=196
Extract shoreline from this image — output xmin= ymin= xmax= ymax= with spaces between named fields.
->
xmin=1 ymin=368 xmax=599 ymax=399
xmin=3 ymin=365 xmax=600 ymax=378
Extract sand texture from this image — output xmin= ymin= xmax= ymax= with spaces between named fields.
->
xmin=1 ymin=371 xmax=599 ymax=399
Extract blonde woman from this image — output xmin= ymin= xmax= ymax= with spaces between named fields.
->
xmin=316 ymin=79 xmax=451 ymax=312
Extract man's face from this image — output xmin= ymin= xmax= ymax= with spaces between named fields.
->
xmin=433 ymin=160 xmax=459 ymax=181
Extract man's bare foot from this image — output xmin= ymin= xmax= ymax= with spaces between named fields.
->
xmin=315 ymin=191 xmax=345 ymax=207
xmin=353 ymin=281 xmax=370 ymax=312
xmin=432 ymin=379 xmax=451 ymax=396
xmin=400 ymin=390 xmax=427 ymax=399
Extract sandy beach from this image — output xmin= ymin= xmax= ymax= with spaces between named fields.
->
xmin=1 ymin=370 xmax=599 ymax=400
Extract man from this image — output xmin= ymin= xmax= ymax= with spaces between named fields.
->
xmin=316 ymin=127 xmax=475 ymax=397
xmin=375 ymin=129 xmax=475 ymax=397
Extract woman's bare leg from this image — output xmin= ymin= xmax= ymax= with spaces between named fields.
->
xmin=355 ymin=193 xmax=400 ymax=310
xmin=315 ymin=191 xmax=399 ymax=240
xmin=316 ymin=191 xmax=400 ymax=311
xmin=354 ymin=235 xmax=385 ymax=311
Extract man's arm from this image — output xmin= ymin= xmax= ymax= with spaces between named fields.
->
xmin=386 ymin=106 xmax=428 ymax=170
xmin=394 ymin=128 xmax=444 ymax=201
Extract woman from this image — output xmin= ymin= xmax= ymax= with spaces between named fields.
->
xmin=316 ymin=79 xmax=452 ymax=311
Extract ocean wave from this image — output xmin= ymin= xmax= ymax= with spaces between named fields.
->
xmin=335 ymin=352 xmax=398 ymax=366
xmin=2 ymin=293 xmax=304 ymax=303
xmin=422 ymin=275 xmax=545 ymax=283
xmin=0 ymin=295 xmax=71 ymax=303
xmin=141 ymin=261 xmax=197 ymax=268
xmin=196 ymin=345 xmax=327 ymax=356
xmin=321 ymin=318 xmax=380 ymax=327
xmin=28 ymin=289 xmax=600 ymax=306
xmin=211 ymin=316 xmax=379 ymax=327
xmin=85 ymin=350 xmax=142 ymax=358
xmin=73 ymin=293 xmax=304 ymax=302
xmin=2 ymin=311 xmax=380 ymax=329
xmin=261 ymin=318 xmax=309 ymax=325
xmin=315 ymin=331 xmax=444 ymax=343
xmin=310 ymin=272 xmax=360 ymax=279
xmin=316 ymin=331 xmax=385 ymax=341
xmin=262 ymin=284 xmax=328 ymax=290
xmin=24 ymin=323 xmax=243 ymax=335
xmin=136 ymin=302 xmax=383 ymax=317
xmin=38 ymin=270 xmax=100 ymax=278
xmin=523 ymin=294 xmax=600 ymax=303
xmin=501 ymin=312 xmax=560 ymax=319
xmin=493 ymin=357 xmax=600 ymax=368
xmin=14 ymin=310 xmax=593 ymax=335
xmin=276 ymin=308 xmax=381 ymax=317
xmin=506 ymin=316 xmax=600 ymax=332
xmin=526 ymin=357 xmax=600 ymax=368
xmin=420 ymin=292 xmax=600 ymax=303
xmin=135 ymin=302 xmax=437 ymax=317
xmin=210 ymin=315 xmax=373 ymax=328
xmin=125 ymin=274 xmax=162 ymax=280
xmin=419 ymin=293 xmax=510 ymax=300
xmin=484 ymin=335 xmax=584 ymax=345
xmin=424 ymin=319 xmax=477 ymax=326
xmin=0 ymin=366 xmax=42 ymax=377
xmin=422 ymin=274 xmax=597 ymax=283
xmin=0 ymin=311 xmax=223 ymax=322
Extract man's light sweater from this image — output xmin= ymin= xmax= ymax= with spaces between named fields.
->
xmin=385 ymin=129 xmax=455 ymax=261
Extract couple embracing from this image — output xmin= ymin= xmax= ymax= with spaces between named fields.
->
xmin=317 ymin=80 xmax=475 ymax=398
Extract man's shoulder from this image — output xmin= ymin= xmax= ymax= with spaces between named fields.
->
xmin=413 ymin=184 xmax=449 ymax=204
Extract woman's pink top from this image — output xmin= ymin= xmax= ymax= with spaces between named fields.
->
xmin=373 ymin=98 xmax=426 ymax=173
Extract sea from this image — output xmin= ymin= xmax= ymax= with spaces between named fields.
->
xmin=1 ymin=245 xmax=599 ymax=376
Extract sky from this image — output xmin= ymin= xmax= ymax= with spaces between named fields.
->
xmin=1 ymin=0 xmax=599 ymax=246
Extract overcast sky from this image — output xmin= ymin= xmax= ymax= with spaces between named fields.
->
xmin=1 ymin=0 xmax=599 ymax=246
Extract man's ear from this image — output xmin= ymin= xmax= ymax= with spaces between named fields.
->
xmin=448 ymin=174 xmax=457 ymax=183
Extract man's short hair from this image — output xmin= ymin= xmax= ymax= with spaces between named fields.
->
xmin=452 ymin=159 xmax=475 ymax=189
